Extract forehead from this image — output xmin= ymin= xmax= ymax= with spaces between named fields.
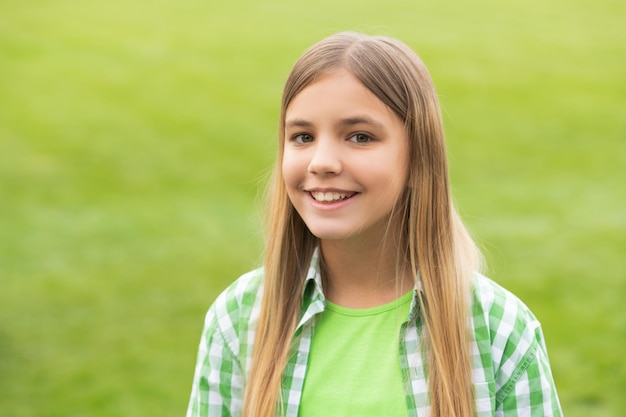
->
xmin=285 ymin=69 xmax=400 ymax=125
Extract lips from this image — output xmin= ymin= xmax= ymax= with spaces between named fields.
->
xmin=309 ymin=191 xmax=357 ymax=203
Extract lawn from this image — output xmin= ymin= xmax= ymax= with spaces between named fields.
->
xmin=0 ymin=0 xmax=624 ymax=416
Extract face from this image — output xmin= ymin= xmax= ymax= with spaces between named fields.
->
xmin=282 ymin=69 xmax=409 ymax=243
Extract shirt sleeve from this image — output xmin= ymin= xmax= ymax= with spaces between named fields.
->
xmin=186 ymin=306 xmax=245 ymax=417
xmin=496 ymin=325 xmax=563 ymax=417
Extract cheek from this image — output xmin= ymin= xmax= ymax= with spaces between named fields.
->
xmin=390 ymin=149 xmax=410 ymax=187
xmin=281 ymin=152 xmax=303 ymax=188
xmin=365 ymin=152 xmax=409 ymax=187
xmin=373 ymin=167 xmax=409 ymax=209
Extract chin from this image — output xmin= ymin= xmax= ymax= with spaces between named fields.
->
xmin=306 ymin=227 xmax=352 ymax=241
xmin=310 ymin=227 xmax=365 ymax=242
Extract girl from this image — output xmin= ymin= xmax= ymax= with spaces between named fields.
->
xmin=186 ymin=32 xmax=562 ymax=417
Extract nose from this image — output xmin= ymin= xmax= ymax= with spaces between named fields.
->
xmin=307 ymin=138 xmax=342 ymax=175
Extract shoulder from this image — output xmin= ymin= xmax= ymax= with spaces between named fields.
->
xmin=471 ymin=272 xmax=540 ymax=335
xmin=471 ymin=274 xmax=543 ymax=369
xmin=186 ymin=269 xmax=264 ymax=415
xmin=471 ymin=277 xmax=562 ymax=414
xmin=202 ymin=267 xmax=264 ymax=357
xmin=208 ymin=267 xmax=264 ymax=318
xmin=471 ymin=273 xmax=548 ymax=390
xmin=471 ymin=274 xmax=563 ymax=414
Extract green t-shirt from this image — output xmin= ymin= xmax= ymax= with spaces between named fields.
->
xmin=299 ymin=290 xmax=413 ymax=417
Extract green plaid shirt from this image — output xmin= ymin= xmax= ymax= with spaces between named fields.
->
xmin=186 ymin=251 xmax=562 ymax=417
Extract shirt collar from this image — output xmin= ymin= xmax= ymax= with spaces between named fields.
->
xmin=302 ymin=247 xmax=325 ymax=300
xmin=298 ymin=247 xmax=422 ymax=329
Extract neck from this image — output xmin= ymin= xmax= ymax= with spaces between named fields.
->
xmin=320 ymin=237 xmax=413 ymax=308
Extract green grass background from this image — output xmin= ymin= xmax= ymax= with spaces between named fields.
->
xmin=1 ymin=0 xmax=624 ymax=415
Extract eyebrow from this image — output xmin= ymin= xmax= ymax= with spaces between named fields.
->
xmin=338 ymin=116 xmax=384 ymax=129
xmin=285 ymin=116 xmax=385 ymax=129
xmin=285 ymin=119 xmax=313 ymax=128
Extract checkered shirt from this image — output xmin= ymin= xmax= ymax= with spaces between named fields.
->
xmin=186 ymin=251 xmax=563 ymax=416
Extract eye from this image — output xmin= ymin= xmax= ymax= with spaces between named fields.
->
xmin=292 ymin=133 xmax=314 ymax=144
xmin=349 ymin=133 xmax=373 ymax=144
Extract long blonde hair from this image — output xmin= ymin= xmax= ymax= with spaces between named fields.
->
xmin=243 ymin=32 xmax=481 ymax=417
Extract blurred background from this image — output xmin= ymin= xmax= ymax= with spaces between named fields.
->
xmin=0 ymin=0 xmax=624 ymax=416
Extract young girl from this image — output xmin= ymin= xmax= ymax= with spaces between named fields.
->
xmin=186 ymin=32 xmax=562 ymax=417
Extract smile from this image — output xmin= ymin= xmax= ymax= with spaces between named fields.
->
xmin=310 ymin=191 xmax=356 ymax=203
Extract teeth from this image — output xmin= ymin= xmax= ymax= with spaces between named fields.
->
xmin=311 ymin=191 xmax=352 ymax=202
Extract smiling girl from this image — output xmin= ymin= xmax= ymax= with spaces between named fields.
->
xmin=186 ymin=32 xmax=562 ymax=417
